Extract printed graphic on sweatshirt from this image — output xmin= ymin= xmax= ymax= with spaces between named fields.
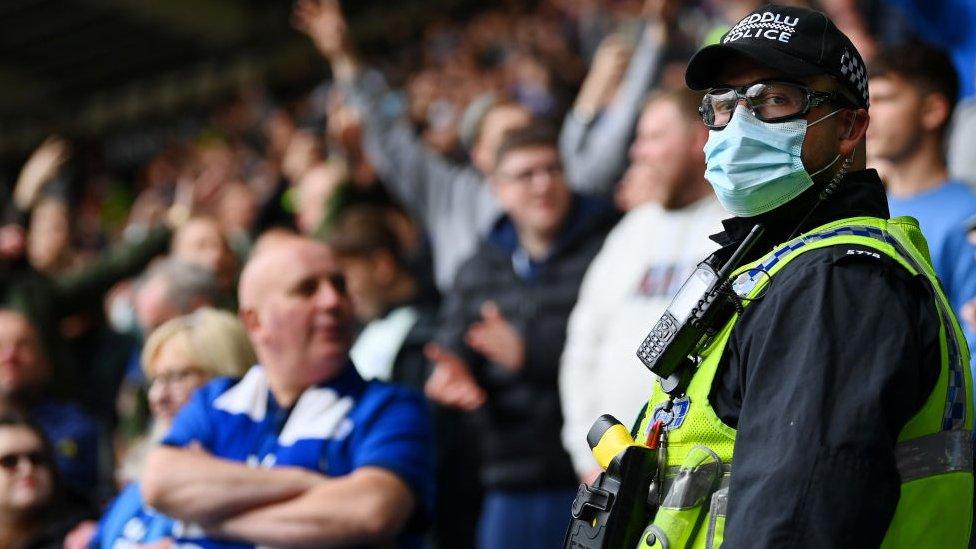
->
xmin=635 ymin=264 xmax=694 ymax=299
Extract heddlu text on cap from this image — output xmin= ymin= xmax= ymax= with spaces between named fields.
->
xmin=723 ymin=12 xmax=800 ymax=44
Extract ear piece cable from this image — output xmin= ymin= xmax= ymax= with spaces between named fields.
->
xmin=721 ymin=278 xmax=746 ymax=315
xmin=787 ymin=111 xmax=858 ymax=241
xmin=787 ymin=152 xmax=853 ymax=242
xmin=719 ymin=265 xmax=773 ymax=312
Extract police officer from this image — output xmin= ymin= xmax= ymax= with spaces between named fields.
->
xmin=632 ymin=4 xmax=973 ymax=548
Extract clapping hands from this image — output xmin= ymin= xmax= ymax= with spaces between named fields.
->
xmin=424 ymin=343 xmax=486 ymax=411
xmin=465 ymin=301 xmax=526 ymax=372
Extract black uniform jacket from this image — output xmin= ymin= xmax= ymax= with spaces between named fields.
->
xmin=710 ymin=169 xmax=943 ymax=548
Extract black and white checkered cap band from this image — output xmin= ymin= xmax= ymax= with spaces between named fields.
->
xmin=839 ymin=49 xmax=869 ymax=107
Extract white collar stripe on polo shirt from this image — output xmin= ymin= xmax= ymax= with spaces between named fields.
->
xmin=213 ymin=365 xmax=356 ymax=446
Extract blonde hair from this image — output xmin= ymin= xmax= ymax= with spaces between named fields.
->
xmin=141 ymin=307 xmax=256 ymax=379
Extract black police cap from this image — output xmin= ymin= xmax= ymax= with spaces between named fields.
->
xmin=685 ymin=4 xmax=869 ymax=109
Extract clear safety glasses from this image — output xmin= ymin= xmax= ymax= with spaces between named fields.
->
xmin=700 ymin=80 xmax=853 ymax=129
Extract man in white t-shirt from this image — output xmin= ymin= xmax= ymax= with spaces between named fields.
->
xmin=559 ymin=89 xmax=725 ymax=482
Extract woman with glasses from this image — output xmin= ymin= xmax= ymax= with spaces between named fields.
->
xmin=69 ymin=308 xmax=256 ymax=549
xmin=0 ymin=411 xmax=94 ymax=549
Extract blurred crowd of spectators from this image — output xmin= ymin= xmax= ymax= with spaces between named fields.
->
xmin=1 ymin=0 xmax=975 ymax=547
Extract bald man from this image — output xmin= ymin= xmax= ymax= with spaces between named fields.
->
xmin=142 ymin=236 xmax=433 ymax=548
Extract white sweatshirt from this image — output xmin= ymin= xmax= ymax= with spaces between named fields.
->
xmin=559 ymin=195 xmax=726 ymax=476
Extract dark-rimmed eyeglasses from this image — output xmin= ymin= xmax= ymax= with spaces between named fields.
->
xmin=0 ymin=450 xmax=47 ymax=470
xmin=700 ymin=80 xmax=853 ymax=129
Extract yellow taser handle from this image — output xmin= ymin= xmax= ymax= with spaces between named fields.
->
xmin=587 ymin=414 xmax=639 ymax=471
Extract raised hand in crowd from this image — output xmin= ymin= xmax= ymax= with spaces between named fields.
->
xmin=571 ymin=34 xmax=632 ymax=120
xmin=126 ymin=188 xmax=170 ymax=229
xmin=424 ymin=343 xmax=486 ymax=411
xmin=2 ymin=136 xmax=69 ymax=263
xmin=642 ymin=0 xmax=682 ymax=29
xmin=13 ymin=136 xmax=69 ymax=212
xmin=126 ymin=173 xmax=199 ymax=233
xmin=183 ymin=172 xmax=222 ymax=217
xmin=464 ymin=301 xmax=525 ymax=372
xmin=293 ymin=0 xmax=357 ymax=79
xmin=326 ymin=88 xmax=375 ymax=187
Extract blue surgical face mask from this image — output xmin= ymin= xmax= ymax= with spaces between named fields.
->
xmin=704 ymin=107 xmax=842 ymax=217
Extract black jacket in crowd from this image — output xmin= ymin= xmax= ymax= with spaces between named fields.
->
xmin=437 ymin=194 xmax=617 ymax=490
xmin=709 ymin=169 xmax=944 ymax=548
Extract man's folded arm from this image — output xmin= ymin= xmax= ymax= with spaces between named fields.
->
xmin=205 ymin=466 xmax=416 ymax=548
xmin=140 ymin=445 xmax=324 ymax=525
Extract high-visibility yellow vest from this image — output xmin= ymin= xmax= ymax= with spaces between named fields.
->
xmin=635 ymin=216 xmax=974 ymax=549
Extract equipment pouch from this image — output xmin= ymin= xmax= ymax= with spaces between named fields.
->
xmin=638 ymin=445 xmax=722 ymax=549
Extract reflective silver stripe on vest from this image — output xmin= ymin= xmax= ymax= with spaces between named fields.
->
xmin=732 ymin=224 xmax=968 ymax=431
xmin=665 ymin=430 xmax=972 ymax=501
xmin=662 ymin=463 xmax=733 ymax=481
xmin=705 ymin=487 xmax=729 ymax=549
xmin=896 ymin=430 xmax=974 ymax=482
xmin=660 ymin=466 xmax=732 ymax=501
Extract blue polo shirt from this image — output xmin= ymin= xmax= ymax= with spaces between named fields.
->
xmin=161 ymin=363 xmax=433 ymax=548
